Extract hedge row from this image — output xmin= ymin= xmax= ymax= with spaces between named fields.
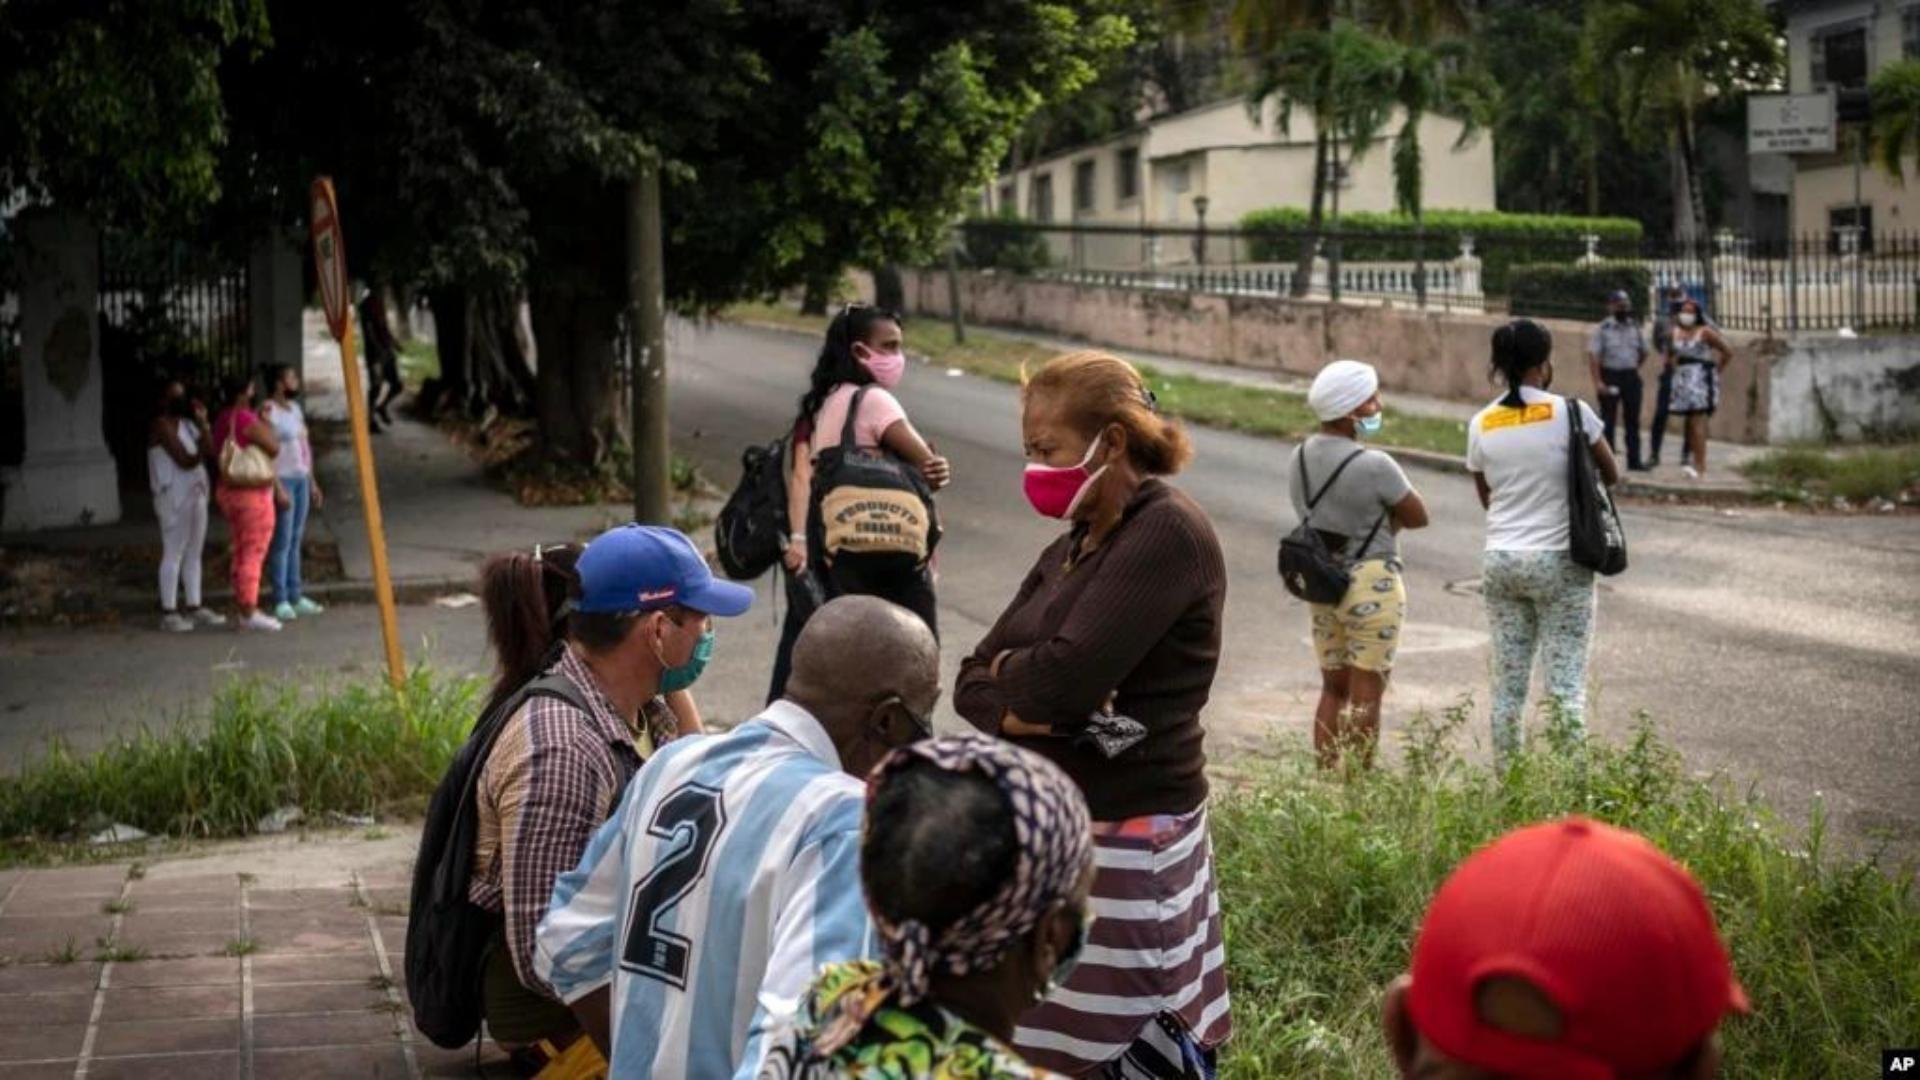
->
xmin=959 ymin=214 xmax=1051 ymax=273
xmin=1239 ymin=208 xmax=1645 ymax=293
xmin=1507 ymin=262 xmax=1654 ymax=322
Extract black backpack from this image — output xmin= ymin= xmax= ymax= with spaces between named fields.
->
xmin=405 ymin=673 xmax=589 ymax=1050
xmin=808 ymin=386 xmax=940 ymax=573
xmin=1566 ymin=400 xmax=1628 ymax=576
xmin=715 ymin=434 xmax=792 ymax=581
xmin=1278 ymin=447 xmax=1387 ymax=604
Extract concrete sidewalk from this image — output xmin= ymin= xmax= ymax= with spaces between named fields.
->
xmin=0 ymin=830 xmax=508 ymax=1078
xmin=300 ymin=314 xmax=628 ymax=590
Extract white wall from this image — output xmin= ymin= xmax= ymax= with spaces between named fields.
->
xmin=1770 ymin=333 xmax=1920 ymax=442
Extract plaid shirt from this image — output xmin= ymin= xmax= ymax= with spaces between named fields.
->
xmin=469 ymin=644 xmax=680 ymax=996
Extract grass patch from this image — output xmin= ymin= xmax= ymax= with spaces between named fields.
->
xmin=43 ymin=937 xmax=80 ymax=965
xmin=1740 ymin=444 xmax=1920 ymax=505
xmin=723 ymin=302 xmax=1472 ymax=457
xmin=0 ymin=670 xmax=480 ymax=843
xmin=1214 ymin=707 xmax=1919 ymax=1077
xmin=223 ymin=938 xmax=258 ymax=958
xmin=397 ymin=338 xmax=440 ymax=385
xmin=101 ymin=898 xmax=133 ymax=916
xmin=93 ymin=940 xmax=146 ymax=963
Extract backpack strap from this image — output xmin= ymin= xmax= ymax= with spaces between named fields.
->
xmin=1298 ymin=446 xmax=1368 ymax=523
xmin=842 ymin=385 xmax=873 ymax=450
xmin=434 ymin=671 xmax=593 ymax=888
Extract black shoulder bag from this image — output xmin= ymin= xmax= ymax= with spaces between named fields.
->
xmin=1278 ymin=447 xmax=1387 ymax=604
xmin=1566 ymin=399 xmax=1629 ymax=576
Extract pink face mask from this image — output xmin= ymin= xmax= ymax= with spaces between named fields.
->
xmin=1023 ymin=438 xmax=1108 ymax=519
xmin=856 ymin=345 xmax=906 ymax=390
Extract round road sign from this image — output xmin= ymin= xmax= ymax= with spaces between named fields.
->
xmin=310 ymin=178 xmax=350 ymax=342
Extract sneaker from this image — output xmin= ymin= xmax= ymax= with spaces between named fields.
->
xmin=160 ymin=612 xmax=194 ymax=633
xmin=1681 ymin=464 xmax=1700 ymax=480
xmin=273 ymin=601 xmax=298 ymax=621
xmin=293 ymin=597 xmax=326 ymax=616
xmin=189 ymin=607 xmax=228 ymax=627
xmin=240 ymin=610 xmax=284 ymax=632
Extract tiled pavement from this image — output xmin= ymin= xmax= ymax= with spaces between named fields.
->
xmin=0 ymin=834 xmax=514 ymax=1078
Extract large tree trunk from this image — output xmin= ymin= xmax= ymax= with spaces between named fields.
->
xmin=469 ymin=287 xmax=536 ymax=416
xmin=872 ymin=264 xmax=905 ymax=312
xmin=800 ymin=267 xmax=835 ymax=315
xmin=1292 ymin=127 xmax=1331 ymax=298
xmin=424 ymin=286 xmax=471 ymax=418
xmin=1677 ymin=118 xmax=1717 ymax=312
xmin=530 ymin=287 xmax=624 ymax=467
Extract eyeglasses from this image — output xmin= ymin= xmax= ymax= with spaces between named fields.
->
xmin=877 ymin=692 xmax=938 ymax=741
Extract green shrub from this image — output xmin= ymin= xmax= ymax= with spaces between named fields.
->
xmin=1507 ymin=261 xmax=1655 ymax=322
xmin=0 ymin=670 xmax=480 ymax=840
xmin=959 ymin=211 xmax=1051 ymax=273
xmin=1740 ymin=444 xmax=1920 ymax=503
xmin=1239 ymin=208 xmax=1644 ymax=294
xmin=1214 ymin=706 xmax=1920 ymax=1078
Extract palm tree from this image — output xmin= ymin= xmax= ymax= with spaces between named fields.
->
xmin=1588 ymin=0 xmax=1780 ymax=307
xmin=1870 ymin=59 xmax=1920 ymax=184
xmin=1215 ymin=0 xmax=1474 ymax=296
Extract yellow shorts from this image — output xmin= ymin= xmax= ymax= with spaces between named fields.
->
xmin=1310 ymin=557 xmax=1407 ymax=673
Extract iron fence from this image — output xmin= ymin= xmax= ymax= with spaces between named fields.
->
xmin=953 ymin=220 xmax=1920 ymax=336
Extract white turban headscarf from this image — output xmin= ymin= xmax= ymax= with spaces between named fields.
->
xmin=1307 ymin=359 xmax=1380 ymax=422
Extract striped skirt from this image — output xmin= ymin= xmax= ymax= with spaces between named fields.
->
xmin=1013 ymin=806 xmax=1231 ymax=1076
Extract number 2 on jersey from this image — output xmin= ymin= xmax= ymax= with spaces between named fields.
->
xmin=622 ymin=782 xmax=727 ymax=988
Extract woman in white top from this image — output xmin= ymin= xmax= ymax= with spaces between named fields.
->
xmin=1466 ymin=320 xmax=1620 ymax=759
xmin=148 ymin=379 xmax=225 ymax=632
xmin=261 ymin=365 xmax=326 ymax=622
xmin=768 ymin=304 xmax=950 ymax=701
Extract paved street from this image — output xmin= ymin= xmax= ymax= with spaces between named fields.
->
xmin=4 ymin=318 xmax=1918 ymax=858
xmin=671 ymin=320 xmax=1920 ymax=854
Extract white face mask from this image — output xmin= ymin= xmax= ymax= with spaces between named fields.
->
xmin=1677 ymin=313 xmax=1698 ymax=328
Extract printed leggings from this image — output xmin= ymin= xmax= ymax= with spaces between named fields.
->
xmin=1482 ymin=549 xmax=1596 ymax=758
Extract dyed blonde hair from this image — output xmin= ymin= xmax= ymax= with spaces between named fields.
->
xmin=1022 ymin=350 xmax=1193 ymax=476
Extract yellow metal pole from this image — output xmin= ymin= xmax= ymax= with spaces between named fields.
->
xmin=334 ymin=311 xmax=406 ymax=688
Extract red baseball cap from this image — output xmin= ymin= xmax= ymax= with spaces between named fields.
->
xmin=1408 ymin=817 xmax=1748 ymax=1079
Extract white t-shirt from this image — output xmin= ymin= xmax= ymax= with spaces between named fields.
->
xmin=263 ymin=399 xmax=311 ymax=479
xmin=1466 ymin=387 xmax=1604 ymax=552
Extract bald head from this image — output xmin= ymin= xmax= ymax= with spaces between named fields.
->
xmin=785 ymin=596 xmax=940 ymax=770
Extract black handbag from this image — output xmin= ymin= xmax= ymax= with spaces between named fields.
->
xmin=1566 ymin=398 xmax=1628 ymax=576
xmin=1279 ymin=447 xmax=1387 ymax=604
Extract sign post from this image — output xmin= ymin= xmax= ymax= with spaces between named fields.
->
xmin=1748 ymin=93 xmax=1835 ymax=335
xmin=310 ymin=177 xmax=406 ymax=689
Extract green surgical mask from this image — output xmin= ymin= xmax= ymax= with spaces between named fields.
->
xmin=660 ymin=628 xmax=714 ymax=694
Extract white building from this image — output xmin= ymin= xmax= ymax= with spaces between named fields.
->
xmin=1779 ymin=0 xmax=1920 ymax=237
xmin=982 ymin=95 xmax=1496 ymax=266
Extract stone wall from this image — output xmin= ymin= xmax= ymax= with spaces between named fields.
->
xmin=1769 ymin=335 xmax=1920 ymax=443
xmin=903 ymin=269 xmax=1777 ymax=444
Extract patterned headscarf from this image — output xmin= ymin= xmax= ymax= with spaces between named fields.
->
xmin=809 ymin=735 xmax=1093 ymax=1058
xmin=874 ymin=735 xmax=1093 ymax=1002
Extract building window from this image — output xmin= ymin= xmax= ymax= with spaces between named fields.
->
xmin=1907 ymin=7 xmax=1920 ymax=59
xmin=1167 ymin=161 xmax=1192 ymax=194
xmin=1073 ymin=159 xmax=1096 ymax=214
xmin=1116 ymin=147 xmax=1140 ymax=202
xmin=1829 ymin=205 xmax=1874 ymax=253
xmin=998 ymin=183 xmax=1016 ymax=212
xmin=1034 ymin=173 xmax=1055 ymax=223
xmin=1812 ymin=24 xmax=1869 ymax=89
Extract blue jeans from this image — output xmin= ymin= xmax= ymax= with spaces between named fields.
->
xmin=267 ymin=474 xmax=310 ymax=606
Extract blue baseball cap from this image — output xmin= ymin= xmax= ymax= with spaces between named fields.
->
xmin=573 ymin=525 xmax=753 ymax=617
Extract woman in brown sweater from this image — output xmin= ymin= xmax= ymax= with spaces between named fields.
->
xmin=955 ymin=351 xmax=1229 ymax=1079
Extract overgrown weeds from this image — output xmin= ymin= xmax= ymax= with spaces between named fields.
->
xmin=0 ymin=670 xmax=480 ymax=842
xmin=1741 ymin=443 xmax=1920 ymax=505
xmin=1213 ymin=703 xmax=1920 ymax=1077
